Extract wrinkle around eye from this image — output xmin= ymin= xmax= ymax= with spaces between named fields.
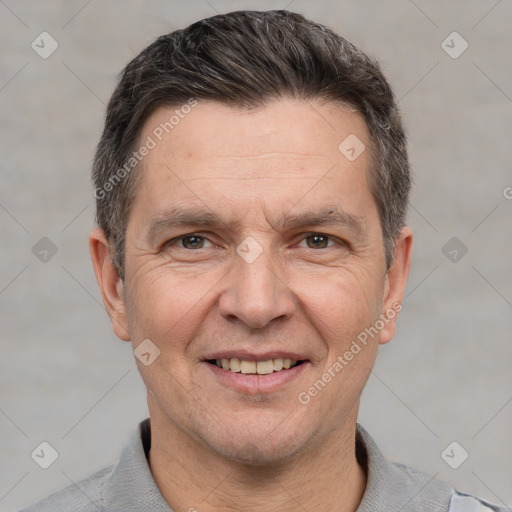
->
xmin=161 ymin=232 xmax=352 ymax=254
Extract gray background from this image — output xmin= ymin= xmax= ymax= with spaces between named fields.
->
xmin=1 ymin=1 xmax=511 ymax=510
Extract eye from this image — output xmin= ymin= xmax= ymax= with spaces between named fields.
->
xmin=299 ymin=233 xmax=339 ymax=249
xmin=167 ymin=234 xmax=213 ymax=250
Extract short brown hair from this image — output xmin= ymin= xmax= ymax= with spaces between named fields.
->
xmin=92 ymin=9 xmax=410 ymax=279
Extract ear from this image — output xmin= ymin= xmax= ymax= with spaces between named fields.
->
xmin=89 ymin=228 xmax=131 ymax=341
xmin=379 ymin=226 xmax=413 ymax=345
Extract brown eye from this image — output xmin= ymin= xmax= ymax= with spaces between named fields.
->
xmin=166 ymin=234 xmax=213 ymax=250
xmin=305 ymin=233 xmax=331 ymax=249
xmin=180 ymin=235 xmax=207 ymax=249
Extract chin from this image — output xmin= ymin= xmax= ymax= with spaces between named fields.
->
xmin=222 ymin=440 xmax=304 ymax=467
xmin=200 ymin=423 xmax=310 ymax=467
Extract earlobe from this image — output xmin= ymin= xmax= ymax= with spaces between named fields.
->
xmin=89 ymin=228 xmax=131 ymax=341
xmin=379 ymin=226 xmax=413 ymax=345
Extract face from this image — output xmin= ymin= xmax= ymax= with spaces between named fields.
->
xmin=91 ymin=98 xmax=412 ymax=465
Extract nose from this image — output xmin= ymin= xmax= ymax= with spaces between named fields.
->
xmin=218 ymin=247 xmax=295 ymax=329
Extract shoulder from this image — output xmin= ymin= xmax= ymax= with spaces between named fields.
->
xmin=18 ymin=419 xmax=162 ymax=512
xmin=18 ymin=465 xmax=113 ymax=512
xmin=356 ymin=424 xmax=508 ymax=512
xmin=389 ymin=462 xmax=508 ymax=512
xmin=446 ymin=490 xmax=509 ymax=512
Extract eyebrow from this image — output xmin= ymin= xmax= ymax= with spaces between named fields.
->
xmin=145 ymin=205 xmax=367 ymax=243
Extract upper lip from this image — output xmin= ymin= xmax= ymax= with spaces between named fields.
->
xmin=203 ymin=350 xmax=308 ymax=362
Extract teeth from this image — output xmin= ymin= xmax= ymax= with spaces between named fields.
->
xmin=273 ymin=358 xmax=284 ymax=371
xmin=256 ymin=360 xmax=274 ymax=375
xmin=214 ymin=357 xmax=298 ymax=374
xmin=230 ymin=358 xmax=241 ymax=372
xmin=240 ymin=360 xmax=256 ymax=374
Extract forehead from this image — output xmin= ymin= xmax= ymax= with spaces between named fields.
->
xmin=139 ymin=98 xmax=369 ymax=167
xmin=131 ymin=98 xmax=376 ymax=227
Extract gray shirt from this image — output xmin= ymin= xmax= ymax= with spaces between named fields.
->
xmin=20 ymin=419 xmax=507 ymax=511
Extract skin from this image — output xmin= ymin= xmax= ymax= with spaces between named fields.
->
xmin=90 ymin=98 xmax=413 ymax=512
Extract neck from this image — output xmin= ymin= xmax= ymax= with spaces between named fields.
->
xmin=148 ymin=409 xmax=367 ymax=512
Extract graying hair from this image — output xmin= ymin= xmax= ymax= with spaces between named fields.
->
xmin=92 ymin=10 xmax=410 ymax=280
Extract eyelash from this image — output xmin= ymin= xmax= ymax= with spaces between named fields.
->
xmin=166 ymin=232 xmax=345 ymax=250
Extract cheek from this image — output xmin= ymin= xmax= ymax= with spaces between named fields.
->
xmin=295 ymin=272 xmax=381 ymax=426
xmin=124 ymin=265 xmax=221 ymax=344
xmin=295 ymin=267 xmax=382 ymax=341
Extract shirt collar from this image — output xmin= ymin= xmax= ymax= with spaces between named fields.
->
xmin=101 ymin=418 xmax=173 ymax=511
xmin=355 ymin=423 xmax=452 ymax=511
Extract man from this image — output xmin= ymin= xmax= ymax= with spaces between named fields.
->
xmin=22 ymin=9 xmax=507 ymax=512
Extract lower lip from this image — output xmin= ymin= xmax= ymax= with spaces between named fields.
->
xmin=204 ymin=361 xmax=309 ymax=394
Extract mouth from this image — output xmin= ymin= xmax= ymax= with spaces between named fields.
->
xmin=203 ymin=352 xmax=310 ymax=394
xmin=206 ymin=358 xmax=306 ymax=375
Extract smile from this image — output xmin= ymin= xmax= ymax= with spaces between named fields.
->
xmin=209 ymin=358 xmax=302 ymax=375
